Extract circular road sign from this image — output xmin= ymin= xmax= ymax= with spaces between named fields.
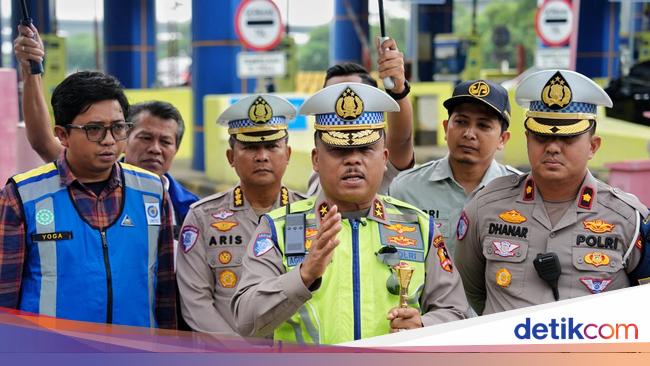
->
xmin=535 ymin=0 xmax=574 ymax=47
xmin=235 ymin=0 xmax=284 ymax=51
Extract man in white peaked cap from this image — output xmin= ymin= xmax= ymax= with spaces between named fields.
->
xmin=455 ymin=69 xmax=650 ymax=315
xmin=176 ymin=95 xmax=306 ymax=333
xmin=232 ymin=83 xmax=468 ymax=344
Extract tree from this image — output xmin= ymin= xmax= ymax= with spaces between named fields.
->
xmin=298 ymin=25 xmax=330 ymax=71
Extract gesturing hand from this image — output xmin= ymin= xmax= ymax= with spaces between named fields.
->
xmin=299 ymin=205 xmax=342 ymax=287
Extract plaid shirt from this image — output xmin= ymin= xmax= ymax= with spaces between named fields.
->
xmin=0 ymin=152 xmax=177 ymax=329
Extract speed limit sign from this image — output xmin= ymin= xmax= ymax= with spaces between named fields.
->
xmin=235 ymin=0 xmax=284 ymax=51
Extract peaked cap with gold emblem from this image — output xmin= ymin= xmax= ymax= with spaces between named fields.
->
xmin=299 ymin=82 xmax=400 ymax=147
xmin=217 ymin=94 xmax=297 ymax=143
xmin=443 ymin=79 xmax=511 ymax=126
xmin=515 ymin=70 xmax=612 ymax=136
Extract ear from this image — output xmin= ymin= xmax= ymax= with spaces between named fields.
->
xmin=54 ymin=126 xmax=70 ymax=147
xmin=497 ymin=131 xmax=511 ymax=151
xmin=442 ymin=119 xmax=449 ymax=141
xmin=383 ymin=147 xmax=389 ymax=172
xmin=588 ymin=135 xmax=601 ymax=159
xmin=226 ymin=148 xmax=235 ymax=167
xmin=285 ymin=144 xmax=292 ymax=162
xmin=311 ymin=147 xmax=319 ymax=173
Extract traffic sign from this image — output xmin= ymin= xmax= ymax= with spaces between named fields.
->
xmin=235 ymin=0 xmax=284 ymax=51
xmin=535 ymin=0 xmax=574 ymax=47
xmin=237 ymin=51 xmax=287 ymax=78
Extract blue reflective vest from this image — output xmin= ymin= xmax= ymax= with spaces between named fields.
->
xmin=11 ymin=162 xmax=164 ymax=327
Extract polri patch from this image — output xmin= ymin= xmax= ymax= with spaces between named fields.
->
xmin=457 ymin=211 xmax=469 ymax=240
xmin=579 ymin=277 xmax=612 ymax=294
xmin=31 ymin=231 xmax=72 ymax=242
xmin=180 ymin=226 xmax=200 ymax=253
xmin=145 ymin=202 xmax=161 ymax=225
xmin=253 ymin=232 xmax=274 ymax=257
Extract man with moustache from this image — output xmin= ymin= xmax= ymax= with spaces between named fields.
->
xmin=0 ymin=71 xmax=176 ymax=328
xmin=307 ymin=38 xmax=414 ymax=195
xmin=231 ymin=83 xmax=467 ymax=344
xmin=390 ymin=80 xmax=518 ymax=257
xmin=176 ymin=95 xmax=306 ymax=333
xmin=455 ymin=70 xmax=650 ymax=315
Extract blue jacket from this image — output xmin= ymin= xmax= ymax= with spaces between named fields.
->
xmin=13 ymin=162 xmax=164 ymax=327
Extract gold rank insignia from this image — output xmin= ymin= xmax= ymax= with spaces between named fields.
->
xmin=234 ymin=186 xmax=244 ymax=207
xmin=372 ymin=199 xmax=385 ymax=220
xmin=305 ymin=227 xmax=318 ymax=251
xmin=281 ymin=186 xmax=289 ymax=206
xmin=584 ymin=251 xmax=610 ymax=267
xmin=248 ymin=96 xmax=273 ymax=124
xmin=219 ymin=270 xmax=237 ymax=288
xmin=384 ymin=223 xmax=417 ymax=235
xmin=468 ymin=81 xmax=490 ymax=97
xmin=523 ymin=179 xmax=535 ymax=201
xmin=583 ymin=219 xmax=615 ymax=234
xmin=218 ymin=250 xmax=232 ymax=265
xmin=335 ymin=87 xmax=364 ymax=120
xmin=541 ymin=71 xmax=572 ymax=110
xmin=578 ymin=186 xmax=594 ymax=209
xmin=496 ymin=268 xmax=512 ymax=287
xmin=318 ymin=201 xmax=329 ymax=221
xmin=211 ymin=221 xmax=238 ymax=232
xmin=499 ymin=209 xmax=527 ymax=224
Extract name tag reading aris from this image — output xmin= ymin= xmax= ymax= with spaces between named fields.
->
xmin=31 ymin=231 xmax=73 ymax=242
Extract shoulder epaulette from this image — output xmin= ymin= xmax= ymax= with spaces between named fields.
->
xmin=190 ymin=190 xmax=229 ymax=208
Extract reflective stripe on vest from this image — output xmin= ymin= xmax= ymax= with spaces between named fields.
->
xmin=13 ymin=162 xmax=163 ymax=327
xmin=268 ymin=196 xmax=430 ymax=344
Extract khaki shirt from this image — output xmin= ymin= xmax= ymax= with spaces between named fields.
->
xmin=307 ymin=160 xmax=406 ymax=196
xmin=176 ymin=185 xmax=306 ymax=333
xmin=389 ymin=156 xmax=519 ymax=256
xmin=231 ymin=192 xmax=468 ymax=339
xmin=455 ymin=171 xmax=648 ymax=315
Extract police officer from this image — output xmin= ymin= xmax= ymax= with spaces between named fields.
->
xmin=176 ymin=95 xmax=306 ymax=333
xmin=390 ymin=80 xmax=518 ymax=256
xmin=231 ymin=83 xmax=467 ymax=344
xmin=306 ymin=38 xmax=414 ymax=196
xmin=455 ymin=70 xmax=649 ymax=315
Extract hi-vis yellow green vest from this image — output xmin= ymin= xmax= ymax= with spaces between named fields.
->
xmin=265 ymin=195 xmax=433 ymax=344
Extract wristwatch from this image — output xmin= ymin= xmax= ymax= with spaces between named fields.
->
xmin=386 ymin=80 xmax=410 ymax=101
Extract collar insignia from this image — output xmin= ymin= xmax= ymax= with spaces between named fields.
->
xmin=280 ymin=186 xmax=289 ymax=206
xmin=578 ymin=186 xmax=594 ymax=210
xmin=234 ymin=186 xmax=244 ymax=207
xmin=372 ymin=199 xmax=385 ymax=220
xmin=523 ymin=179 xmax=535 ymax=201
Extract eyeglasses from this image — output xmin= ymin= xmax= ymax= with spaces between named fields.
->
xmin=66 ymin=122 xmax=134 ymax=142
xmin=376 ymin=245 xmax=401 ymax=295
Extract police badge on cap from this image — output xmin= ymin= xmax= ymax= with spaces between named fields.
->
xmin=515 ymin=70 xmax=613 ymax=136
xmin=217 ymin=94 xmax=297 ymax=143
xmin=299 ymin=82 xmax=399 ymax=147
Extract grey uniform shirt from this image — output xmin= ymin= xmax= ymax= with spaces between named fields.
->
xmin=176 ymin=185 xmax=306 ymax=333
xmin=231 ymin=192 xmax=468 ymax=339
xmin=455 ymin=171 xmax=648 ymax=315
xmin=307 ymin=159 xmax=405 ymax=196
xmin=389 ymin=156 xmax=519 ymax=256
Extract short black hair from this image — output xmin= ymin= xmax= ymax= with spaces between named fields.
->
xmin=324 ymin=62 xmax=378 ymax=88
xmin=51 ymin=71 xmax=129 ymax=127
xmin=129 ymin=101 xmax=185 ymax=148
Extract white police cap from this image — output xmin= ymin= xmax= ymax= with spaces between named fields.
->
xmin=515 ymin=69 xmax=613 ymax=136
xmin=217 ymin=94 xmax=297 ymax=143
xmin=299 ymin=82 xmax=399 ymax=147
